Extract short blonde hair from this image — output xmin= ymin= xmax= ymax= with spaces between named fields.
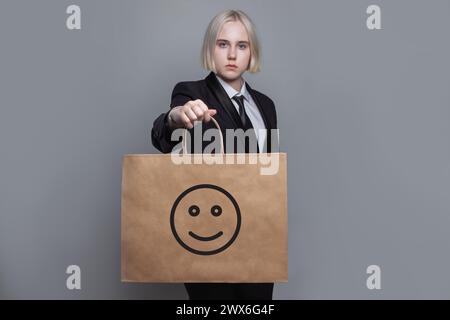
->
xmin=201 ymin=10 xmax=261 ymax=73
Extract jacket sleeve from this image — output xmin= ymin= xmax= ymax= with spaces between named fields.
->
xmin=151 ymin=82 xmax=195 ymax=153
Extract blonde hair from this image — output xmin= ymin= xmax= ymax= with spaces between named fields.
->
xmin=201 ymin=10 xmax=261 ymax=73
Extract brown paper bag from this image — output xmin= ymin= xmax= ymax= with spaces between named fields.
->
xmin=121 ymin=120 xmax=288 ymax=283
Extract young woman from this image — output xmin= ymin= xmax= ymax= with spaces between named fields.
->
xmin=151 ymin=10 xmax=278 ymax=300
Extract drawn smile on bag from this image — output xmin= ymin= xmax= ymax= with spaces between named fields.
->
xmin=189 ymin=230 xmax=223 ymax=241
xmin=170 ymin=184 xmax=241 ymax=255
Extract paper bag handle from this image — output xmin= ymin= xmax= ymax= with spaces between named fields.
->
xmin=182 ymin=117 xmax=225 ymax=154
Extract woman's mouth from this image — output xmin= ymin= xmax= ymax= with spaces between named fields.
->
xmin=226 ymin=64 xmax=238 ymax=69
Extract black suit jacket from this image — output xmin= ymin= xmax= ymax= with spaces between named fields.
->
xmin=151 ymin=72 xmax=278 ymax=154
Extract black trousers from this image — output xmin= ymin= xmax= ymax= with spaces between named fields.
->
xmin=184 ymin=283 xmax=274 ymax=300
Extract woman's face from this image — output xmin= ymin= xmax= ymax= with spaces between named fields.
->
xmin=213 ymin=20 xmax=251 ymax=83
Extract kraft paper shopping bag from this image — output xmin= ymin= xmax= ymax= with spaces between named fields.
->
xmin=121 ymin=119 xmax=287 ymax=282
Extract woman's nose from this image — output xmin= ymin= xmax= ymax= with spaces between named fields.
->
xmin=227 ymin=46 xmax=237 ymax=59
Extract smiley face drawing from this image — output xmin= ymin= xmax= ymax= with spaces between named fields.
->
xmin=170 ymin=184 xmax=241 ymax=255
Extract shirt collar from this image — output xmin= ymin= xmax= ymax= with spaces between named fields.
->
xmin=215 ymin=73 xmax=250 ymax=102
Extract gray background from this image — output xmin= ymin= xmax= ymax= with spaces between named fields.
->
xmin=1 ymin=0 xmax=449 ymax=299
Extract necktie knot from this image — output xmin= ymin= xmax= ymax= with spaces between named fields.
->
xmin=233 ymin=95 xmax=245 ymax=105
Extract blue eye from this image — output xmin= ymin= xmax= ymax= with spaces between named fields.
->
xmin=218 ymin=42 xmax=227 ymax=48
xmin=239 ymin=44 xmax=248 ymax=49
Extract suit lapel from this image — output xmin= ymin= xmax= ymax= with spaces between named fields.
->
xmin=205 ymin=72 xmax=243 ymax=129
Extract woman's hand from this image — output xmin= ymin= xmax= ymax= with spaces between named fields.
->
xmin=167 ymin=99 xmax=217 ymax=129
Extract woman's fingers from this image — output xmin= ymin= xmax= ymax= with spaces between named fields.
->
xmin=203 ymin=107 xmax=211 ymax=122
xmin=194 ymin=100 xmax=217 ymax=123
xmin=184 ymin=108 xmax=198 ymax=122
xmin=195 ymin=99 xmax=209 ymax=112
xmin=192 ymin=100 xmax=209 ymax=121
xmin=171 ymin=100 xmax=218 ymax=129
xmin=204 ymin=109 xmax=217 ymax=122
xmin=192 ymin=105 xmax=205 ymax=119
xmin=179 ymin=112 xmax=193 ymax=129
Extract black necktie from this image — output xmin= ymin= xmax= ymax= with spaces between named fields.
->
xmin=232 ymin=94 xmax=259 ymax=153
xmin=232 ymin=95 xmax=253 ymax=130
